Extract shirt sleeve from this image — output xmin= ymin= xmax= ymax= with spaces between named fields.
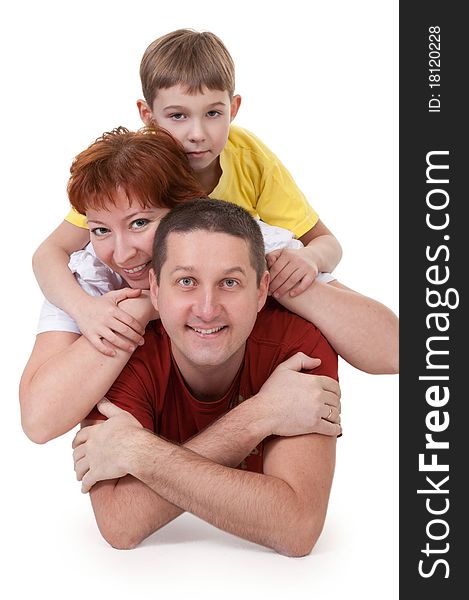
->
xmin=36 ymin=245 xmax=124 ymax=334
xmin=256 ymin=158 xmax=319 ymax=239
xmin=283 ymin=320 xmax=339 ymax=381
xmin=64 ymin=208 xmax=88 ymax=229
xmin=85 ymin=351 xmax=156 ymax=431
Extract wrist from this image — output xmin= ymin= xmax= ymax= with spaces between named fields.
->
xmin=118 ymin=297 xmax=152 ymax=326
xmin=243 ymin=394 xmax=275 ymax=438
xmin=302 ymin=243 xmax=321 ymax=265
xmin=64 ymin=288 xmax=93 ymax=319
xmin=126 ymin=428 xmax=164 ymax=479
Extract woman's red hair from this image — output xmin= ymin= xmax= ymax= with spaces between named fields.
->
xmin=68 ymin=125 xmax=206 ymax=214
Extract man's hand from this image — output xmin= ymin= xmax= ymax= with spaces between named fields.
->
xmin=266 ymin=247 xmax=319 ymax=299
xmin=74 ymin=289 xmax=146 ymax=356
xmin=255 ymin=352 xmax=341 ymax=437
xmin=72 ymin=399 xmax=143 ymax=493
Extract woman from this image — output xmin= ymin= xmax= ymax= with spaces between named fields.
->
xmin=20 ymin=125 xmax=398 ymax=444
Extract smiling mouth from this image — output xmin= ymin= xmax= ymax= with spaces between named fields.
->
xmin=123 ymin=262 xmax=150 ymax=274
xmin=189 ymin=325 xmax=227 ymax=336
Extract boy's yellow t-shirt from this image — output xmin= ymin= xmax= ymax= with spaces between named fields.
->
xmin=64 ymin=125 xmax=318 ymax=239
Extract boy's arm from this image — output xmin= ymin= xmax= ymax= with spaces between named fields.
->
xmin=278 ymin=280 xmax=399 ymax=374
xmin=299 ymin=218 xmax=343 ymax=273
xmin=32 ymin=221 xmax=145 ymax=355
xmin=73 ymin=357 xmax=340 ymax=554
xmin=267 ymin=219 xmax=342 ymax=299
xmin=19 ymin=293 xmax=156 ymax=444
xmin=32 ymin=220 xmax=91 ymax=311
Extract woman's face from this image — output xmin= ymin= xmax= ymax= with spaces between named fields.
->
xmin=86 ymin=188 xmax=169 ymax=289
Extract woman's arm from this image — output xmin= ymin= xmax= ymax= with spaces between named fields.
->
xmin=19 ymin=294 xmax=156 ymax=444
xmin=278 ymin=280 xmax=399 ymax=374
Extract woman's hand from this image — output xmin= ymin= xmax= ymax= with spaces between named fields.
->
xmin=74 ymin=288 xmax=147 ymax=356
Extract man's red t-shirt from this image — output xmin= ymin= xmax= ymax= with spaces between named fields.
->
xmin=88 ymin=298 xmax=338 ymax=472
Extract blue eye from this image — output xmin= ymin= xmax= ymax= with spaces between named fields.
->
xmin=223 ymin=279 xmax=238 ymax=288
xmin=179 ymin=277 xmax=195 ymax=287
xmin=170 ymin=113 xmax=185 ymax=120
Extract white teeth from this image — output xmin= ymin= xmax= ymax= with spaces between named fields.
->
xmin=191 ymin=326 xmax=224 ymax=335
xmin=124 ymin=263 xmax=148 ymax=274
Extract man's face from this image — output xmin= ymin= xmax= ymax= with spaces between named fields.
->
xmin=140 ymin=85 xmax=240 ymax=176
xmin=150 ymin=230 xmax=268 ymax=378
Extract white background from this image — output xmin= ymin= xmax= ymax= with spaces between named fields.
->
xmin=1 ymin=1 xmax=398 ymax=598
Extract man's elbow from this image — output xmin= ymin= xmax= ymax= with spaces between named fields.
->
xmin=100 ymin=528 xmax=143 ymax=551
xmin=274 ymin=515 xmax=325 ymax=558
xmin=95 ymin=518 xmax=146 ymax=551
xmin=91 ymin=485 xmax=149 ymax=550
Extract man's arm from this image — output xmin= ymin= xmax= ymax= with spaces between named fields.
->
xmin=73 ymin=355 xmax=340 ymax=552
xmin=85 ymin=397 xmax=275 ymax=550
xmin=87 ymin=424 xmax=335 ymax=556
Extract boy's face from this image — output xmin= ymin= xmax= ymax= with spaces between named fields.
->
xmin=139 ymin=85 xmax=240 ymax=178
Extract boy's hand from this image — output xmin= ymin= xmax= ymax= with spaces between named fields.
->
xmin=266 ymin=247 xmax=319 ymax=298
xmin=74 ymin=289 xmax=147 ymax=356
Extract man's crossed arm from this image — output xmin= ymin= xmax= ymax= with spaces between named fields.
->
xmin=72 ymin=353 xmax=341 ymax=556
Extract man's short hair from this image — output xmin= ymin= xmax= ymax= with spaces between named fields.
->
xmin=68 ymin=126 xmax=205 ymax=215
xmin=152 ymin=199 xmax=267 ymax=285
xmin=140 ymin=29 xmax=236 ymax=107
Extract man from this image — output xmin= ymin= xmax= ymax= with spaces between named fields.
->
xmin=72 ymin=199 xmax=341 ymax=557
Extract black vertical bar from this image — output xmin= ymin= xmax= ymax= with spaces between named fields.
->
xmin=400 ymin=2 xmax=466 ymax=596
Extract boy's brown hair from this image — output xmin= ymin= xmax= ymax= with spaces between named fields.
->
xmin=68 ymin=126 xmax=206 ymax=215
xmin=140 ymin=29 xmax=235 ymax=107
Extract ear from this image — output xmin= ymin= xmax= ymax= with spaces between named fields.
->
xmin=230 ymin=94 xmax=241 ymax=121
xmin=149 ymin=268 xmax=159 ymax=311
xmin=137 ymin=99 xmax=154 ymax=126
xmin=257 ymin=270 xmax=270 ymax=312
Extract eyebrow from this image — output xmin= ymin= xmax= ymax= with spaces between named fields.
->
xmin=87 ymin=209 xmax=158 ymax=226
xmin=163 ymin=101 xmax=228 ymax=111
xmin=170 ymin=266 xmax=247 ymax=277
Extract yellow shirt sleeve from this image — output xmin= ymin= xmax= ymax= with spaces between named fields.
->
xmin=210 ymin=126 xmax=318 ymax=239
xmin=64 ymin=207 xmax=88 ymax=229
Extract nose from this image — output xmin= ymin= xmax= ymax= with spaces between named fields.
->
xmin=193 ymin=287 xmax=222 ymax=322
xmin=187 ymin=118 xmax=206 ymax=143
xmin=113 ymin=233 xmax=137 ymax=265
